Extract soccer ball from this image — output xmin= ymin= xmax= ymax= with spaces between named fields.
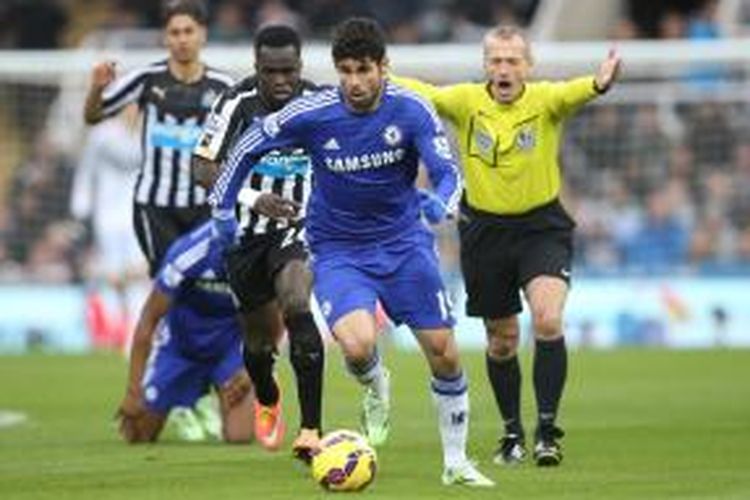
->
xmin=311 ymin=429 xmax=377 ymax=492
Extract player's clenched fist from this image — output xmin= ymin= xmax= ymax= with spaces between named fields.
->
xmin=254 ymin=193 xmax=300 ymax=220
xmin=418 ymin=189 xmax=450 ymax=224
xmin=91 ymin=61 xmax=117 ymax=90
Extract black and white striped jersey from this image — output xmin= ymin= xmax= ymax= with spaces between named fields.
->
xmin=100 ymin=60 xmax=233 ymax=208
xmin=194 ymin=76 xmax=321 ymax=236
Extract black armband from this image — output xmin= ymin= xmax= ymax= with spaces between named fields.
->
xmin=593 ymin=78 xmax=609 ymax=95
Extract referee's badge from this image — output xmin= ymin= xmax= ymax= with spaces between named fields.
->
xmin=516 ymin=127 xmax=536 ymax=150
xmin=383 ymin=125 xmax=402 ymax=146
xmin=475 ymin=130 xmax=494 ymax=156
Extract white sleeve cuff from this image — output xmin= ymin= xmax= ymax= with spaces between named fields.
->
xmin=212 ymin=208 xmax=235 ymax=221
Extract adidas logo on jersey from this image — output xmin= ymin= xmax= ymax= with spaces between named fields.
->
xmin=151 ymin=85 xmax=166 ymax=100
xmin=323 ymin=137 xmax=340 ymax=150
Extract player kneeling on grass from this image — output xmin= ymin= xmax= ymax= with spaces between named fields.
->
xmin=116 ymin=221 xmax=254 ymax=443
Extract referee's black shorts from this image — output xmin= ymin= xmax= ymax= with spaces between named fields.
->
xmin=133 ymin=203 xmax=210 ymax=277
xmin=225 ymin=225 xmax=308 ymax=312
xmin=458 ymin=198 xmax=575 ymax=319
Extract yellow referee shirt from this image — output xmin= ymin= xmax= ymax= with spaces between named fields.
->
xmin=392 ymin=76 xmax=599 ymax=215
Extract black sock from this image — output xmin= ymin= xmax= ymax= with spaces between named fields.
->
xmin=242 ymin=346 xmax=279 ymax=406
xmin=533 ymin=337 xmax=567 ymax=429
xmin=287 ymin=312 xmax=324 ymax=430
xmin=486 ymin=353 xmax=523 ymax=437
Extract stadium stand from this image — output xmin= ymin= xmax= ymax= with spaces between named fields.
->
xmin=1 ymin=0 xmax=749 ymax=352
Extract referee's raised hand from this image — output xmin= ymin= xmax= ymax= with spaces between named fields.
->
xmin=594 ymin=48 xmax=622 ymax=94
xmin=91 ymin=61 xmax=116 ymax=90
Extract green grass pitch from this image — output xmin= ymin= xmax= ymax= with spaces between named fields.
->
xmin=1 ymin=348 xmax=749 ymax=499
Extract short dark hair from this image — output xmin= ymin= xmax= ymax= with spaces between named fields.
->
xmin=162 ymin=0 xmax=208 ymax=27
xmin=331 ymin=17 xmax=386 ymax=63
xmin=254 ymin=24 xmax=302 ymax=55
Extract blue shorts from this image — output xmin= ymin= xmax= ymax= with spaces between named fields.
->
xmin=312 ymin=229 xmax=455 ymax=331
xmin=141 ymin=321 xmax=244 ymax=415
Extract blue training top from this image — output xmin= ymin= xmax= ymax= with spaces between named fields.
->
xmin=210 ymin=81 xmax=462 ymax=252
xmin=154 ymin=221 xmax=239 ymax=357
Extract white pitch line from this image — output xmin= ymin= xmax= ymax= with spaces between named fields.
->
xmin=0 ymin=410 xmax=28 ymax=429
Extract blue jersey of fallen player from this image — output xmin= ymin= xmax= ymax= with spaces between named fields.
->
xmin=210 ymin=81 xmax=462 ymax=251
xmin=154 ymin=221 xmax=240 ymax=356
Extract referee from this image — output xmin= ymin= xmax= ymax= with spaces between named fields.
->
xmin=394 ymin=26 xmax=621 ymax=466
xmin=83 ymin=0 xmax=233 ymax=276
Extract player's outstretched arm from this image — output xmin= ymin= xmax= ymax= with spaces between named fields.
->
xmin=390 ymin=74 xmax=467 ymax=127
xmin=117 ymin=288 xmax=170 ymax=437
xmin=83 ymin=61 xmax=116 ymax=124
xmin=548 ymin=51 xmax=621 ymax=119
xmin=390 ymin=74 xmax=440 ymax=101
xmin=594 ymin=48 xmax=622 ymax=94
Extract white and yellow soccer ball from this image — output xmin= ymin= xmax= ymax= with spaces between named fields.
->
xmin=311 ymin=429 xmax=377 ymax=492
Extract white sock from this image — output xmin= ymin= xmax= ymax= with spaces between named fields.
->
xmin=431 ymin=372 xmax=469 ymax=469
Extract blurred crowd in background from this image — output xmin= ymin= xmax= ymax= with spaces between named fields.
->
xmin=0 ymin=0 xmax=540 ymax=48
xmin=1 ymin=0 xmax=750 ymax=284
xmin=564 ymin=101 xmax=750 ymax=275
xmin=0 ymin=0 xmax=731 ymax=48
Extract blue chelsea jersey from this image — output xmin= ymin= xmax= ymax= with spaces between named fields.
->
xmin=210 ymin=81 xmax=462 ymax=251
xmin=154 ymin=222 xmax=239 ymax=355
